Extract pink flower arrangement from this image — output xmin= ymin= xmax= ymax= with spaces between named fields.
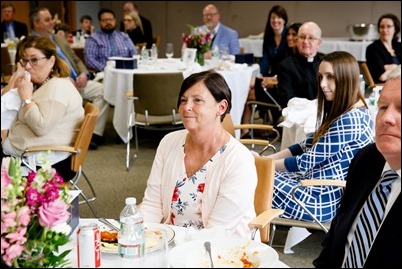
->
xmin=182 ymin=24 xmax=212 ymax=55
xmin=1 ymin=156 xmax=72 ymax=268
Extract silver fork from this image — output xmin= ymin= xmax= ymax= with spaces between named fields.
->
xmin=99 ymin=218 xmax=120 ymax=231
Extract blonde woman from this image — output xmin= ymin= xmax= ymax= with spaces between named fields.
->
xmin=123 ymin=10 xmax=146 ymax=48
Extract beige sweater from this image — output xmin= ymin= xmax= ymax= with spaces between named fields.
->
xmin=7 ymin=77 xmax=84 ymax=154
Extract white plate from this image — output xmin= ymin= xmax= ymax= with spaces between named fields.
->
xmin=100 ymin=222 xmax=175 ymax=254
xmin=168 ymin=236 xmax=278 ymax=268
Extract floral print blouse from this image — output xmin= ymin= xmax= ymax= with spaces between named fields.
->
xmin=170 ymin=144 xmax=227 ymax=229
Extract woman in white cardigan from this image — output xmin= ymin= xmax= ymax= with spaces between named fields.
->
xmin=140 ymin=70 xmax=257 ymax=239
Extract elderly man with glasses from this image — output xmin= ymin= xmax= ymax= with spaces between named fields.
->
xmin=274 ymin=21 xmax=324 ymax=109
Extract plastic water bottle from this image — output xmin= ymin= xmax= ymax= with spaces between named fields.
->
xmin=150 ymin=43 xmax=158 ymax=61
xmin=140 ymin=45 xmax=148 ymax=62
xmin=368 ymin=86 xmax=381 ymax=116
xmin=359 ymin=74 xmax=365 ymax=96
xmin=118 ymin=197 xmax=145 ymax=261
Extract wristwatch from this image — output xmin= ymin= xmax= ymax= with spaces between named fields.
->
xmin=22 ymin=99 xmax=32 ymax=107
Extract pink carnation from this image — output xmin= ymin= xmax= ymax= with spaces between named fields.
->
xmin=38 ymin=200 xmax=70 ymax=228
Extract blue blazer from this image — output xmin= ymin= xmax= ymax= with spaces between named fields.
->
xmin=313 ymin=143 xmax=401 ymax=268
xmin=199 ymin=23 xmax=240 ymax=55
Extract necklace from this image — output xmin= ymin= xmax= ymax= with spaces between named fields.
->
xmin=33 ymin=76 xmax=51 ymax=91
xmin=185 ymin=129 xmax=226 ymax=177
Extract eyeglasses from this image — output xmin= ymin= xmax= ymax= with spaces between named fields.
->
xmin=379 ymin=25 xmax=394 ymax=29
xmin=203 ymin=12 xmax=218 ymax=17
xmin=19 ymin=57 xmax=47 ymax=67
xmin=298 ymin=35 xmax=320 ymax=42
xmin=100 ymin=18 xmax=115 ymax=23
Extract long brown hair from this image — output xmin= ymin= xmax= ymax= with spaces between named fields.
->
xmin=313 ymin=51 xmax=367 ymax=144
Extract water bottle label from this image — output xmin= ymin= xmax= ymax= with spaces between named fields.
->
xmin=118 ymin=243 xmax=142 ymax=258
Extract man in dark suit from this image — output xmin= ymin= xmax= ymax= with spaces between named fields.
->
xmin=313 ymin=65 xmax=401 ymax=268
xmin=119 ymin=2 xmax=153 ymax=49
xmin=1 ymin=2 xmax=28 ymax=43
xmin=275 ymin=21 xmax=324 ymax=109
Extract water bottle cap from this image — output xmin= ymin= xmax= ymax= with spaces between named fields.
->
xmin=126 ymin=197 xmax=136 ymax=205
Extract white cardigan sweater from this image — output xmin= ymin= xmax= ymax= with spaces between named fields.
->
xmin=140 ymin=129 xmax=258 ymax=239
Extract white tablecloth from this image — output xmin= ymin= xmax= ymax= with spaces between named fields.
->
xmin=238 ymin=37 xmax=371 ymax=62
xmin=319 ymin=37 xmax=371 ymax=61
xmin=103 ymin=58 xmax=259 ymax=143
xmin=63 ymin=218 xmax=289 ymax=268
xmin=239 ymin=37 xmax=263 ymax=58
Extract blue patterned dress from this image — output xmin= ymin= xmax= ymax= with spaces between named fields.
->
xmin=273 ymin=108 xmax=375 ymax=222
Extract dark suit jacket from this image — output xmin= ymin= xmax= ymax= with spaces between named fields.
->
xmin=366 ymin=39 xmax=402 ymax=84
xmin=120 ymin=14 xmax=153 ymax=49
xmin=276 ymin=52 xmax=323 ymax=108
xmin=313 ymin=143 xmax=401 ymax=268
xmin=1 ymin=20 xmax=28 ymax=43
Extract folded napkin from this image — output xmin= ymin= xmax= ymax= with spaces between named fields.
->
xmin=278 ymin=97 xmax=317 ymax=134
xmin=1 ymin=88 xmax=20 ymax=130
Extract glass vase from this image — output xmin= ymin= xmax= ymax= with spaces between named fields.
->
xmin=196 ymin=51 xmax=205 ymax=66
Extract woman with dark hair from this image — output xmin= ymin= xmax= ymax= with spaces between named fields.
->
xmin=287 ymin=22 xmax=302 ymax=55
xmin=1 ymin=35 xmax=84 ymax=180
xmin=140 ymin=70 xmax=258 ymax=239
xmin=366 ymin=13 xmax=401 ymax=83
xmin=261 ymin=5 xmax=289 ymax=77
xmin=241 ymin=5 xmax=288 ymax=136
xmin=268 ymin=51 xmax=375 ymax=222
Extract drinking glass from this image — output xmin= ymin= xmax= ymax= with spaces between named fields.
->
xmin=220 ymin=45 xmax=230 ymax=61
xmin=165 ymin=43 xmax=174 ymax=59
xmin=143 ymin=227 xmax=169 ymax=268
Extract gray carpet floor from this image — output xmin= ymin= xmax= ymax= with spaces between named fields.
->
xmin=76 ymin=108 xmax=323 ymax=268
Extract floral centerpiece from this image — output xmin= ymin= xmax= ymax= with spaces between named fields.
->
xmin=182 ymin=24 xmax=212 ymax=65
xmin=1 ymin=156 xmax=72 ymax=268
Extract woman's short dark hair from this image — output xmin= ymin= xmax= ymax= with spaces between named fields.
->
xmin=177 ymin=70 xmax=232 ymax=121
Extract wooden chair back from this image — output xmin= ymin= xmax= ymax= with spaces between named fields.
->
xmin=70 ymin=102 xmax=99 ymax=172
xmin=360 ymin=61 xmax=375 ymax=89
xmin=254 ymin=156 xmax=276 ymax=243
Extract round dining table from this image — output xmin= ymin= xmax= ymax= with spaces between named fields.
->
xmin=102 ymin=58 xmax=260 ymax=143
xmin=62 ymin=218 xmax=289 ymax=268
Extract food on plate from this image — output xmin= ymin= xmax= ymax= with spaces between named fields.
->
xmin=101 ymin=230 xmax=118 ymax=243
xmin=144 ymin=227 xmax=164 ymax=249
xmin=202 ymin=242 xmax=259 ymax=268
xmin=100 ymin=226 xmax=170 ymax=252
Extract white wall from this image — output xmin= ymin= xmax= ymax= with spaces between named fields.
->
xmin=75 ymin=1 xmax=101 ymax=32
